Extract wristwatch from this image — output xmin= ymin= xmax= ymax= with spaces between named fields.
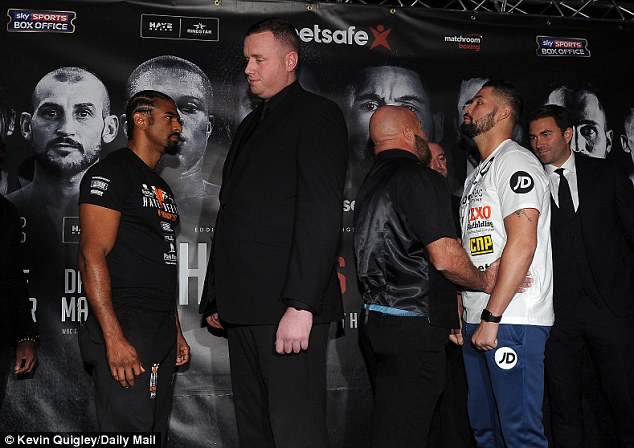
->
xmin=481 ymin=309 xmax=502 ymax=323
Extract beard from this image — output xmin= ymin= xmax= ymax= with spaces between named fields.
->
xmin=37 ymin=137 xmax=98 ymax=176
xmin=461 ymin=108 xmax=497 ymax=139
xmin=164 ymin=134 xmax=180 ymax=155
xmin=414 ymin=134 xmax=431 ymax=165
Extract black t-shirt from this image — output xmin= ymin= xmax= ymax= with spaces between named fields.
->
xmin=79 ymin=148 xmax=179 ymax=311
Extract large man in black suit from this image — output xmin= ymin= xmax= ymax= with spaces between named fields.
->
xmin=200 ymin=18 xmax=348 ymax=448
xmin=528 ymin=104 xmax=634 ymax=447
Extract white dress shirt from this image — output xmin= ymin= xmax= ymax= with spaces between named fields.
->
xmin=544 ymin=151 xmax=580 ymax=211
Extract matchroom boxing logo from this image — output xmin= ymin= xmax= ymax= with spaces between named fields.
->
xmin=297 ymin=24 xmax=393 ymax=50
xmin=444 ymin=34 xmax=483 ymax=52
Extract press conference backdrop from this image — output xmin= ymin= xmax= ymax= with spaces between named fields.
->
xmin=1 ymin=1 xmax=633 ymax=446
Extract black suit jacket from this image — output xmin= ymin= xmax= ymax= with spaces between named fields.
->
xmin=0 ymin=195 xmax=37 ymax=345
xmin=550 ymin=154 xmax=634 ymax=316
xmin=200 ymin=82 xmax=348 ymax=325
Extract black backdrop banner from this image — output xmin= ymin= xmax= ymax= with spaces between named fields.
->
xmin=1 ymin=1 xmax=633 ymax=446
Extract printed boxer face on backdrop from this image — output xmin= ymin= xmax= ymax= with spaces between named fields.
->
xmin=21 ymin=68 xmax=117 ymax=176
xmin=620 ymin=108 xmax=634 ymax=165
xmin=345 ymin=66 xmax=440 ymax=171
xmin=124 ymin=56 xmax=214 ymax=175
xmin=547 ymin=87 xmax=612 ymax=158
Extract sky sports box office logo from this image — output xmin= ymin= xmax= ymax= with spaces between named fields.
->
xmin=7 ymin=9 xmax=76 ymax=33
xmin=537 ymin=36 xmax=590 ymax=57
xmin=141 ymin=14 xmax=219 ymax=41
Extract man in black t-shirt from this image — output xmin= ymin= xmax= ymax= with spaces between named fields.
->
xmin=78 ymin=90 xmax=190 ymax=443
xmin=353 ymin=106 xmax=497 ymax=447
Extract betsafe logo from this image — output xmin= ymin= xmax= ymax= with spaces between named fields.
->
xmin=297 ymin=24 xmax=392 ymax=50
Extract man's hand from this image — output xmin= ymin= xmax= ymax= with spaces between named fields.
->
xmin=14 ymin=341 xmax=37 ymax=375
xmin=483 ymin=259 xmax=532 ymax=294
xmin=275 ymin=308 xmax=313 ymax=354
xmin=106 ymin=337 xmax=145 ymax=388
xmin=206 ymin=313 xmax=223 ymax=330
xmin=449 ymin=328 xmax=464 ymax=346
xmin=471 ymin=321 xmax=499 ymax=351
xmin=176 ymin=331 xmax=190 ymax=366
xmin=482 ymin=259 xmax=501 ymax=294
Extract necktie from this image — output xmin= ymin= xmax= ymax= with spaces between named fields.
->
xmin=555 ymin=168 xmax=575 ymax=216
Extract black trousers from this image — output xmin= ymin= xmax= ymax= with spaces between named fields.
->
xmin=0 ymin=344 xmax=10 ymax=406
xmin=360 ymin=310 xmax=449 ymax=448
xmin=427 ymin=342 xmax=475 ymax=448
xmin=227 ymin=323 xmax=330 ymax=448
xmin=79 ymin=309 xmax=176 ymax=445
xmin=545 ymin=294 xmax=634 ymax=448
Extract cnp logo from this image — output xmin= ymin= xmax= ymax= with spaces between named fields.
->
xmin=495 ymin=346 xmax=518 ymax=370
xmin=510 ymin=171 xmax=534 ymax=193
xmin=469 ymin=205 xmax=491 ymax=221
xmin=469 ymin=235 xmax=493 ymax=256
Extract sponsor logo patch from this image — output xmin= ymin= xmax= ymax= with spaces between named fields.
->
xmin=469 ymin=235 xmax=493 ymax=256
xmin=149 ymin=363 xmax=159 ymax=398
xmin=469 ymin=205 xmax=491 ymax=221
xmin=495 ymin=347 xmax=518 ymax=370
xmin=510 ymin=171 xmax=534 ymax=193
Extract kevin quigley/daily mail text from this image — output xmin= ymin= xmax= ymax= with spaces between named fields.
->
xmin=12 ymin=434 xmax=157 ymax=447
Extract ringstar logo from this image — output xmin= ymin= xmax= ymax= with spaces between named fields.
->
xmin=297 ymin=24 xmax=392 ymax=51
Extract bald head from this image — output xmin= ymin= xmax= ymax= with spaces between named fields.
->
xmin=370 ymin=105 xmax=430 ymax=163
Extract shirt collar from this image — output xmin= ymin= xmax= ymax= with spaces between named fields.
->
xmin=545 ymin=150 xmax=576 ymax=175
xmin=376 ymin=149 xmax=421 ymax=162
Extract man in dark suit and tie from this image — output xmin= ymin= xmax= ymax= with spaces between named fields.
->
xmin=200 ymin=18 xmax=348 ymax=448
xmin=528 ymin=104 xmax=634 ymax=447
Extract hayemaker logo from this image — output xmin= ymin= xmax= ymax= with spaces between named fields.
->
xmin=7 ymin=9 xmax=76 ymax=33
xmin=297 ymin=24 xmax=392 ymax=51
xmin=444 ymin=34 xmax=483 ymax=52
xmin=62 ymin=217 xmax=80 ymax=244
xmin=141 ymin=14 xmax=219 ymax=41
xmin=536 ymin=36 xmax=590 ymax=57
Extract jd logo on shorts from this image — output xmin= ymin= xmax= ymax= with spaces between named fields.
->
xmin=495 ymin=347 xmax=518 ymax=370
xmin=510 ymin=171 xmax=534 ymax=193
